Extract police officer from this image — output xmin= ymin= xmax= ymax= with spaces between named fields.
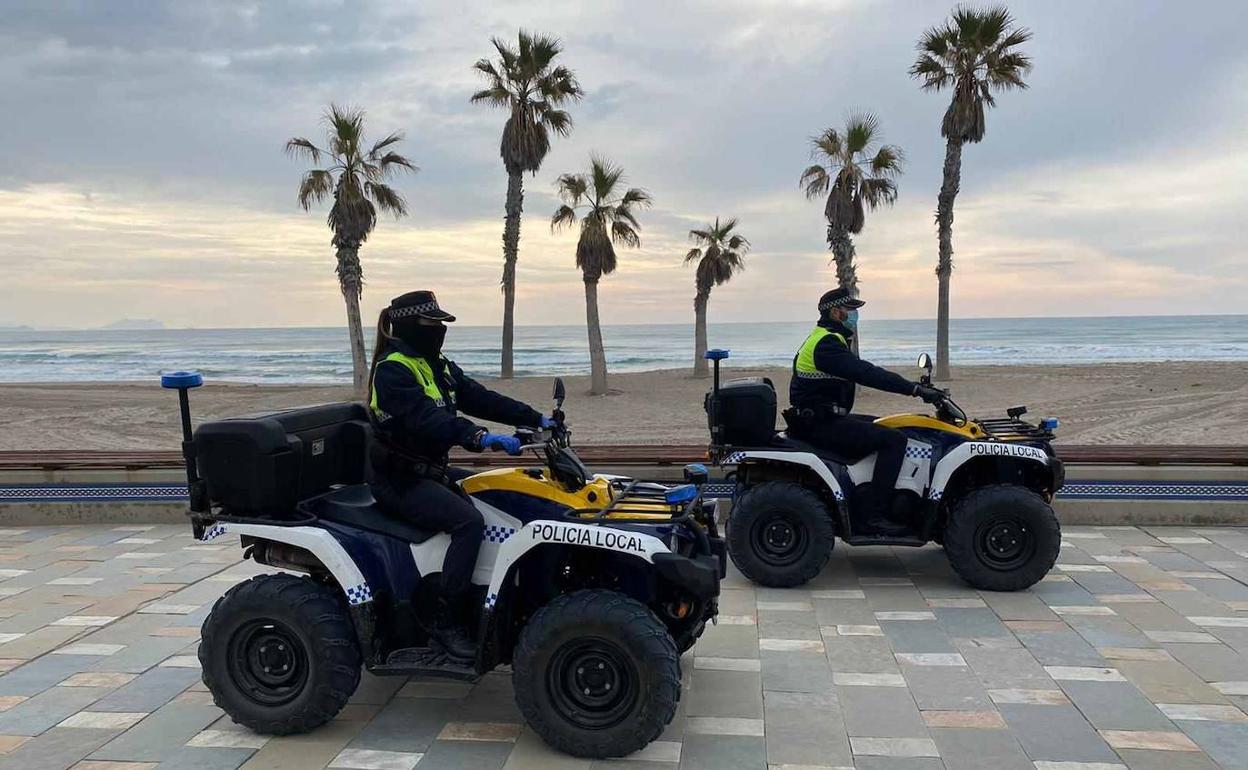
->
xmin=367 ymin=290 xmax=551 ymax=659
xmin=789 ymin=288 xmax=944 ymax=536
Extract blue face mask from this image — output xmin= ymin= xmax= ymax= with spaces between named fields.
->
xmin=843 ymin=309 xmax=859 ymax=331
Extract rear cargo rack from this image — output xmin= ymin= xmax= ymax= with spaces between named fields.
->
xmin=976 ymin=418 xmax=1054 ymax=442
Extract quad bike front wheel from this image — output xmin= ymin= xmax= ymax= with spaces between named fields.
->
xmin=943 ymin=485 xmax=1061 ymax=591
xmin=512 ymin=590 xmax=680 ymax=758
xmin=728 ymin=481 xmax=835 ymax=587
xmin=200 ymin=574 xmax=362 ymax=734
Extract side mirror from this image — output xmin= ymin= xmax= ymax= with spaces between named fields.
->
xmin=552 ymin=377 xmax=566 ymax=407
xmin=917 ymin=353 xmax=932 ymax=372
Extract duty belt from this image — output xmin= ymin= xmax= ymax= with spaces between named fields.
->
xmin=787 ymin=404 xmax=849 ymax=420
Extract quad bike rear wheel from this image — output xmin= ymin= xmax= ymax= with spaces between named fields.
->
xmin=943 ymin=484 xmax=1061 ymax=591
xmin=200 ymin=574 xmax=361 ymax=734
xmin=727 ymin=481 xmax=835 ymax=587
xmin=512 ymin=590 xmax=680 ymax=758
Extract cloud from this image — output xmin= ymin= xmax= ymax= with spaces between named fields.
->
xmin=1 ymin=0 xmax=1247 ymax=329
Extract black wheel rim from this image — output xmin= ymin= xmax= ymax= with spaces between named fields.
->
xmin=750 ymin=513 xmax=808 ymax=567
xmin=546 ymin=638 xmax=639 ymax=730
xmin=973 ymin=516 xmax=1036 ymax=571
xmin=227 ymin=619 xmax=309 ymax=707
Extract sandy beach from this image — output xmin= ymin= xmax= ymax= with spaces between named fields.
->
xmin=1 ymin=361 xmax=1245 ymax=450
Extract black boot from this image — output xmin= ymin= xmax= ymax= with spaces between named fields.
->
xmin=431 ymin=600 xmax=477 ymax=661
xmin=854 ymin=486 xmax=909 ymax=537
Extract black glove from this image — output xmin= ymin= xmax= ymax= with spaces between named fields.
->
xmin=914 ymin=384 xmax=946 ymax=405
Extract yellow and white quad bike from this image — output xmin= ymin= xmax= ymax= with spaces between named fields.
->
xmin=167 ymin=374 xmax=723 ymax=759
xmin=703 ymin=350 xmax=1064 ymax=591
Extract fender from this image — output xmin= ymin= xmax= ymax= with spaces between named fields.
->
xmin=409 ymin=497 xmax=522 ymax=587
xmin=928 ymin=441 xmax=1050 ymax=501
xmin=725 ymin=451 xmax=846 ymax=501
xmin=483 ymin=520 xmax=670 ymax=608
xmin=198 ymin=522 xmax=373 ymax=605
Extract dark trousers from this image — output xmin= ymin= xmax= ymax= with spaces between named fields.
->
xmin=371 ymin=466 xmax=483 ymax=599
xmin=793 ymin=414 xmax=908 ymax=520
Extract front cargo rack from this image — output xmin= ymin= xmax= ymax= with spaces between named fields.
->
xmin=976 ymin=417 xmax=1055 ymax=442
xmin=567 ymin=479 xmax=692 ymax=522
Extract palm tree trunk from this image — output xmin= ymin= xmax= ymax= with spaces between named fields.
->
xmin=827 ymin=226 xmax=858 ymax=297
xmin=335 ymin=246 xmax=368 ymax=398
xmin=584 ymin=277 xmax=609 ymax=395
xmin=935 ymin=136 xmax=962 ymax=382
xmin=693 ymin=290 xmax=710 ymax=377
xmin=500 ymin=170 xmax=524 ymax=379
xmin=828 ymin=226 xmax=861 ymax=353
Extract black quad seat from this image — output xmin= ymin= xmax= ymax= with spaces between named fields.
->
xmin=299 ymin=485 xmax=439 ymax=544
xmin=766 ymin=433 xmax=860 ymax=467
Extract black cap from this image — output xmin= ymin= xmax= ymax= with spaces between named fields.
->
xmin=388 ymin=290 xmax=456 ymax=323
xmin=818 ymin=287 xmax=865 ymax=312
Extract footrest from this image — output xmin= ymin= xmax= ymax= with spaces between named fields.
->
xmin=370 ymin=645 xmax=480 ymax=681
xmin=844 ymin=535 xmax=927 ymax=547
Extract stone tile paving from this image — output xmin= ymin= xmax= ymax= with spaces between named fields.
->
xmin=1 ymin=523 xmax=1247 ymax=769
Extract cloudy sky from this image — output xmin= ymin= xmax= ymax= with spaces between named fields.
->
xmin=2 ymin=0 xmax=1246 ymax=329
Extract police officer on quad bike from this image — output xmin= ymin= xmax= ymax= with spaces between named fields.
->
xmin=788 ymin=288 xmax=945 ymax=536
xmin=368 ymin=290 xmax=554 ymax=659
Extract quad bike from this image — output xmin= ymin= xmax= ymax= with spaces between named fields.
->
xmin=161 ymin=372 xmax=724 ymax=758
xmin=702 ymin=350 xmax=1064 ymax=592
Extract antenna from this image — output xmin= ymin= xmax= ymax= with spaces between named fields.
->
xmin=160 ymin=371 xmax=208 ymax=513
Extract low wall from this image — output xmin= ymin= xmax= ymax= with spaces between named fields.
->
xmin=3 ymin=462 xmax=1245 ymax=527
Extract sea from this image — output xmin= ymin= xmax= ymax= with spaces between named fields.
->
xmin=1 ymin=315 xmax=1246 ymax=384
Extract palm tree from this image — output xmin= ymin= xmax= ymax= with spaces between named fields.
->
xmin=286 ymin=104 xmax=416 ymax=396
xmin=910 ymin=5 xmax=1032 ymax=379
xmin=799 ymin=114 xmax=903 ymax=299
xmin=551 ymin=157 xmax=652 ymax=395
xmin=685 ymin=218 xmax=749 ymax=377
xmin=472 ymin=30 xmax=583 ymax=379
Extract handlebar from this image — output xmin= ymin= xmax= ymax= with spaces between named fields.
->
xmin=936 ymin=393 xmax=968 ymax=425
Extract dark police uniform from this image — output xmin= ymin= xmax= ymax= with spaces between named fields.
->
xmin=369 ymin=342 xmax=541 ymax=600
xmin=789 ymin=313 xmax=920 ymax=532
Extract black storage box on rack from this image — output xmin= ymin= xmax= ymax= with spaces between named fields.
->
xmin=706 ymin=377 xmax=777 ymax=447
xmin=192 ymin=402 xmax=371 ymax=515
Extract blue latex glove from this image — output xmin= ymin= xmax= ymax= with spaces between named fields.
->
xmin=481 ymin=433 xmax=522 ymax=455
xmin=540 ymin=416 xmax=558 ymax=429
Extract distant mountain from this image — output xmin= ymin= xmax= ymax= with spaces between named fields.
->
xmin=0 ymin=325 xmax=33 ymax=331
xmin=99 ymin=318 xmax=166 ymax=330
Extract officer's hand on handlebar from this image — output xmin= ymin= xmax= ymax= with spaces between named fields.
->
xmin=481 ymin=433 xmax=523 ymax=455
xmin=540 ymin=415 xmax=558 ymax=429
xmin=914 ymin=384 xmax=946 ymax=405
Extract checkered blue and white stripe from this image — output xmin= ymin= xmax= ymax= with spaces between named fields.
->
xmin=345 ymin=583 xmax=373 ymax=605
xmin=199 ymin=524 xmax=228 ymax=542
xmin=0 ymin=484 xmax=186 ymax=502
xmin=483 ymin=525 xmax=516 ymax=544
xmin=722 ymin=451 xmax=748 ymax=464
xmin=390 ymin=301 xmax=440 ymax=319
xmin=485 ymin=592 xmax=499 ymax=609
xmin=905 ymin=444 xmax=934 ymax=460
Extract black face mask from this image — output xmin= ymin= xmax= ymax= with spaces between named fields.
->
xmin=395 ymin=321 xmax=447 ymax=357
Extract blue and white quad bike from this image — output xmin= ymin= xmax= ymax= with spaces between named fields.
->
xmin=162 ymin=373 xmax=724 ymax=758
xmin=702 ymin=350 xmax=1065 ymax=592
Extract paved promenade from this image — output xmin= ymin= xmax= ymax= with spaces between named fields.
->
xmin=1 ymin=523 xmax=1246 ymax=770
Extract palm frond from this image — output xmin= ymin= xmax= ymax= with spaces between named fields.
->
xmin=870 ymin=144 xmax=904 ymax=176
xmin=551 ymin=203 xmax=578 ymax=232
xmin=844 ymin=113 xmax=880 ymax=154
xmin=366 ymin=181 xmax=408 ymax=217
xmin=684 ymin=247 xmax=703 ymax=264
xmin=285 ymin=137 xmax=323 ymax=164
xmin=554 ymin=172 xmax=589 ymax=204
xmin=799 ymin=164 xmax=830 ymax=199
xmin=470 ymin=85 xmax=512 ymax=106
xmin=610 ymin=221 xmax=641 ymax=248
xmin=296 ymin=169 xmax=334 ymax=210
